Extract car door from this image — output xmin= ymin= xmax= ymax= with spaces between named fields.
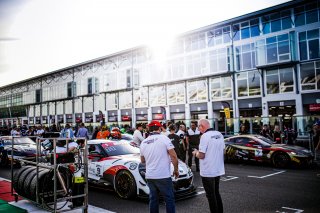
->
xmin=88 ymin=144 xmax=105 ymax=180
xmin=234 ymin=137 xmax=252 ymax=160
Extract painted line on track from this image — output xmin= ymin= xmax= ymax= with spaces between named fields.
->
xmin=221 ymin=176 xmax=239 ymax=181
xmin=248 ymin=170 xmax=286 ymax=179
xmin=195 ymin=190 xmax=206 ymax=196
xmin=275 ymin=207 xmax=304 ymax=212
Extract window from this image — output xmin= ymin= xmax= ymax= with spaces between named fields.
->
xmin=167 ymin=57 xmax=185 ymax=80
xmin=134 ymin=87 xmax=148 ymax=108
xmin=300 ymin=61 xmax=320 ymax=91
xmin=235 ymin=43 xmax=256 ymax=71
xmin=167 ymin=83 xmax=185 ymax=105
xmin=263 ymin=10 xmax=292 ymax=34
xmin=187 ymin=80 xmax=208 ymax=103
xmin=256 ymin=33 xmax=291 ymax=66
xmin=207 ymin=26 xmax=231 ymax=47
xmin=119 ymin=91 xmax=132 ymax=109
xmin=210 ymin=77 xmax=232 ymax=100
xmin=185 ymin=33 xmax=206 ymax=52
xmin=11 ymin=93 xmax=23 ymax=106
xmin=106 ymin=93 xmax=118 ymax=110
xmin=294 ymin=2 xmax=319 ymax=27
xmin=266 ymin=67 xmax=294 ymax=94
xmin=237 ymin=71 xmax=261 ymax=97
xmin=35 ymin=89 xmax=41 ymax=103
xmin=67 ymin=82 xmax=77 ymax=98
xmin=95 ymin=78 xmax=99 ymax=93
xmin=186 ymin=53 xmax=208 ymax=77
xmin=232 ymin=19 xmax=260 ymax=41
xmin=209 ymin=48 xmax=230 ymax=73
xmin=299 ymin=28 xmax=320 ymax=61
xmin=88 ymin=78 xmax=93 ymax=94
xmin=149 ymin=85 xmax=166 ymax=106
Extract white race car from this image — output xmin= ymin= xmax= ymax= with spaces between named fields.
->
xmin=87 ymin=139 xmax=195 ymax=199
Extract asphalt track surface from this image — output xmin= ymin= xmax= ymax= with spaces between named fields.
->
xmin=1 ymin=163 xmax=320 ymax=213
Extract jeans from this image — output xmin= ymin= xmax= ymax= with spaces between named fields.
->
xmin=201 ymin=176 xmax=223 ymax=213
xmin=147 ymin=177 xmax=176 ymax=213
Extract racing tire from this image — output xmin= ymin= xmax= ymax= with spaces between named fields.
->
xmin=13 ymin=166 xmax=34 ymax=193
xmin=17 ymin=166 xmax=35 ymax=195
xmin=114 ymin=170 xmax=137 ymax=199
xmin=272 ymin=152 xmax=290 ymax=168
xmin=23 ymin=168 xmax=45 ymax=198
xmin=29 ymin=169 xmax=50 ymax=201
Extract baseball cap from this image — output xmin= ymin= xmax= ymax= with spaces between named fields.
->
xmin=148 ymin=120 xmax=162 ymax=127
xmin=314 ymin=120 xmax=320 ymax=126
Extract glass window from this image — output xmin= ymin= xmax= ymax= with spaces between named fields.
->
xmin=209 ymin=48 xmax=229 ymax=73
xmin=134 ymin=87 xmax=148 ymax=108
xmin=233 ymin=24 xmax=240 ymax=41
xmin=299 ymin=28 xmax=320 ymax=61
xmin=187 ymin=80 xmax=208 ymax=103
xmin=119 ymin=91 xmax=132 ymax=109
xmin=210 ymin=77 xmax=232 ymax=100
xmin=36 ymin=89 xmax=41 ymax=103
xmin=237 ymin=71 xmax=261 ymax=97
xmin=88 ymin=78 xmax=93 ymax=94
xmin=300 ymin=62 xmax=319 ymax=91
xmin=106 ymin=93 xmax=118 ymax=110
xmin=271 ymin=19 xmax=281 ymax=32
xmin=149 ymin=85 xmax=166 ymax=106
xmin=266 ymin=68 xmax=294 ymax=94
xmin=167 ymin=83 xmax=185 ymax=105
xmin=306 ymin=9 xmax=318 ymax=24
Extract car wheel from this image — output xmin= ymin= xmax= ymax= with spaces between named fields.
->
xmin=17 ymin=167 xmax=35 ymax=195
xmin=13 ymin=166 xmax=34 ymax=193
xmin=114 ymin=170 xmax=137 ymax=199
xmin=272 ymin=152 xmax=290 ymax=168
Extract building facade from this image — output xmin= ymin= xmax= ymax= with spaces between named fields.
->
xmin=0 ymin=0 xmax=319 ymax=135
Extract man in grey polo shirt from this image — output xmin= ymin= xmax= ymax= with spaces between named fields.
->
xmin=193 ymin=118 xmax=225 ymax=213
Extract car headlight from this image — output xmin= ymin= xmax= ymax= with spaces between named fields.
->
xmin=188 ymin=168 xmax=193 ymax=177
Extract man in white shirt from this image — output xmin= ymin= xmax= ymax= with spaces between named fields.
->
xmin=140 ymin=120 xmax=179 ymax=213
xmin=133 ymin=123 xmax=144 ymax=146
xmin=193 ymin=119 xmax=225 ymax=213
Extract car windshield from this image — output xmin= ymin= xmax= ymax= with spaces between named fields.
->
xmin=102 ymin=143 xmax=140 ymax=156
xmin=1 ymin=137 xmax=35 ymax=146
xmin=255 ymin=135 xmax=274 ymax=145
xmin=121 ymin=134 xmax=133 ymax=141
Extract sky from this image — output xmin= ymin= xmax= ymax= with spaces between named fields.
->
xmin=0 ymin=0 xmax=291 ymax=88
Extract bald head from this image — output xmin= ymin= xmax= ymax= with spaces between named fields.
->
xmin=198 ymin=119 xmax=210 ymax=133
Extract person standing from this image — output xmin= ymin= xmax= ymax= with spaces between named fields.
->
xmin=186 ymin=121 xmax=201 ymax=172
xmin=176 ymin=124 xmax=187 ymax=163
xmin=167 ymin=124 xmax=181 ymax=160
xmin=193 ymin=119 xmax=225 ymax=213
xmin=133 ymin=123 xmax=145 ymax=146
xmin=76 ymin=123 xmax=89 ymax=147
xmin=140 ymin=120 xmax=179 ymax=213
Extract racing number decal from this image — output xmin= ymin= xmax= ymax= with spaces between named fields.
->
xmin=255 ymin=149 xmax=263 ymax=157
xmin=96 ymin=165 xmax=102 ymax=176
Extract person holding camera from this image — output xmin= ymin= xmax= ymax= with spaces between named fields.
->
xmin=193 ymin=119 xmax=225 ymax=213
xmin=140 ymin=120 xmax=179 ymax=213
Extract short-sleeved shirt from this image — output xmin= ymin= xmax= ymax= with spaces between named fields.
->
xmin=167 ymin=133 xmax=181 ymax=157
xmin=186 ymin=128 xmax=201 ymax=148
xmin=198 ymin=128 xmax=225 ymax=177
xmin=140 ymin=133 xmax=175 ymax=179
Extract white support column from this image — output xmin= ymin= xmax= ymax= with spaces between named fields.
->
xmin=185 ymin=103 xmax=191 ymax=128
xmin=147 ymin=107 xmax=152 ymax=122
xmin=165 ymin=106 xmax=170 ymax=121
xmin=207 ymin=102 xmax=213 ymax=128
xmin=132 ymin=108 xmax=136 ymax=127
xmin=261 ymin=98 xmax=269 ymax=125
xmin=117 ymin=109 xmax=121 ymax=125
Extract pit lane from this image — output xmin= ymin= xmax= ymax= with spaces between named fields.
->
xmin=1 ymin=163 xmax=319 ymax=213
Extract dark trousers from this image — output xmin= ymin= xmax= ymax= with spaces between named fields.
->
xmin=179 ymin=145 xmax=186 ymax=163
xmin=201 ymin=176 xmax=223 ymax=213
xmin=188 ymin=148 xmax=199 ymax=170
